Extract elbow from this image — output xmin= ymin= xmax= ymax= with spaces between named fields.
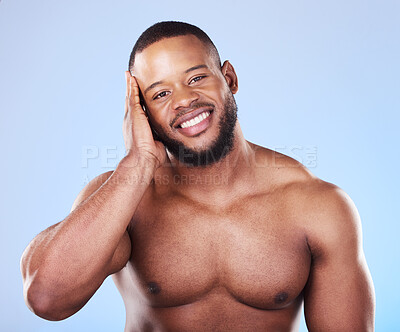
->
xmin=24 ymin=283 xmax=73 ymax=321
xmin=21 ymin=257 xmax=78 ymax=321
xmin=20 ymin=243 xmax=78 ymax=321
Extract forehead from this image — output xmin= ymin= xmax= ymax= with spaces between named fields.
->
xmin=133 ymin=35 xmax=218 ymax=86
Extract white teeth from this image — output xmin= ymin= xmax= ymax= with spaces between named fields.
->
xmin=180 ymin=111 xmax=210 ymax=129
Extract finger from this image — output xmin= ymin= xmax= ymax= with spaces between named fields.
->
xmin=128 ymin=75 xmax=142 ymax=110
xmin=124 ymin=72 xmax=130 ymax=118
xmin=125 ymin=71 xmax=142 ymax=117
xmin=125 ymin=71 xmax=130 ymax=99
xmin=124 ymin=71 xmax=132 ymax=117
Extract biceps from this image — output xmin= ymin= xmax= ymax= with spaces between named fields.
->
xmin=304 ymin=255 xmax=375 ymax=332
xmin=108 ymin=231 xmax=132 ymax=275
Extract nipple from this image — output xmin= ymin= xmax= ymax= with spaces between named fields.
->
xmin=274 ymin=291 xmax=288 ymax=304
xmin=147 ymin=281 xmax=161 ymax=295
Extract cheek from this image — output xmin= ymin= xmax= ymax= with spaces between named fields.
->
xmin=149 ymin=111 xmax=177 ymax=136
xmin=200 ymin=82 xmax=227 ymax=106
xmin=146 ymin=111 xmax=165 ymax=131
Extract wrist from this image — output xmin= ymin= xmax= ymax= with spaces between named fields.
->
xmin=123 ymin=153 xmax=159 ymax=171
xmin=113 ymin=155 xmax=157 ymax=186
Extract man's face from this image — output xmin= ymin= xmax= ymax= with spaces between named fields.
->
xmin=133 ymin=35 xmax=238 ymax=166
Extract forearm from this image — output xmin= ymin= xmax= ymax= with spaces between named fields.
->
xmin=21 ymin=157 xmax=154 ymax=319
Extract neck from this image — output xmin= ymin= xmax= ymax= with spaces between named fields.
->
xmin=159 ymin=124 xmax=256 ymax=197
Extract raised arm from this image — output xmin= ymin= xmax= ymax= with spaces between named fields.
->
xmin=20 ymin=73 xmax=166 ymax=321
xmin=303 ymin=184 xmax=375 ymax=331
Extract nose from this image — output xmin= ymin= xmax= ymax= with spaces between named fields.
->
xmin=171 ymin=85 xmax=199 ymax=110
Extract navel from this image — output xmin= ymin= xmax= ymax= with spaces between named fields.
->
xmin=274 ymin=291 xmax=288 ymax=304
xmin=147 ymin=281 xmax=161 ymax=295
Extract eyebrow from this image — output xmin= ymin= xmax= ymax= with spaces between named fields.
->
xmin=143 ymin=64 xmax=208 ymax=95
xmin=184 ymin=64 xmax=208 ymax=73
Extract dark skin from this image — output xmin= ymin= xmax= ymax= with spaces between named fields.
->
xmin=21 ymin=35 xmax=375 ymax=331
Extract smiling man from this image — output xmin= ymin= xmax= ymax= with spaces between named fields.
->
xmin=21 ymin=21 xmax=375 ymax=331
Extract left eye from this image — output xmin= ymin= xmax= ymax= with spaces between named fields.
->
xmin=189 ymin=76 xmax=206 ymax=84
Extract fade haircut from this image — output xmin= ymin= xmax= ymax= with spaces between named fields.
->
xmin=128 ymin=21 xmax=221 ymax=72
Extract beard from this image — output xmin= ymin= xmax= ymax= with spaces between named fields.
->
xmin=156 ymin=91 xmax=238 ymax=167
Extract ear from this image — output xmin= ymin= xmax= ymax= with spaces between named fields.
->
xmin=221 ymin=60 xmax=238 ymax=94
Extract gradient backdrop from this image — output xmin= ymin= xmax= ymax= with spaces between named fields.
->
xmin=1 ymin=0 xmax=399 ymax=331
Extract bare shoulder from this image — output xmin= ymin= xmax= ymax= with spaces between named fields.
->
xmin=249 ymin=142 xmax=319 ymax=189
xmin=272 ymin=159 xmax=363 ymax=259
xmin=71 ymin=171 xmax=114 ymax=211
xmin=250 ymin=142 xmax=361 ymax=251
xmin=301 ymin=179 xmax=363 ymax=259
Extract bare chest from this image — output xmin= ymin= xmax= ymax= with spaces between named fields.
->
xmin=128 ymin=194 xmax=311 ymax=310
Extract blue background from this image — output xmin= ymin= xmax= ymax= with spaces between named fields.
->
xmin=1 ymin=0 xmax=399 ymax=331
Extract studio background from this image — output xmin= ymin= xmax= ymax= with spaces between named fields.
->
xmin=1 ymin=1 xmax=398 ymax=331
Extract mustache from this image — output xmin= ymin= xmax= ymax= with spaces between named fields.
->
xmin=170 ymin=102 xmax=215 ymax=128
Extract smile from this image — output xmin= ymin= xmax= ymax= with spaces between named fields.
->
xmin=175 ymin=108 xmax=214 ymax=137
xmin=180 ymin=111 xmax=211 ymax=128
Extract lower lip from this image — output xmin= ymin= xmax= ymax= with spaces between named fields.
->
xmin=176 ymin=112 xmax=213 ymax=137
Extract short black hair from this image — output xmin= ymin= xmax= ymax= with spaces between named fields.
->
xmin=128 ymin=21 xmax=221 ymax=72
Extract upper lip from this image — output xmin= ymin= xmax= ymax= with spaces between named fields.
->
xmin=173 ymin=107 xmax=213 ymax=128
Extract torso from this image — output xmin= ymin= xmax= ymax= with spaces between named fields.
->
xmin=113 ymin=146 xmax=318 ymax=332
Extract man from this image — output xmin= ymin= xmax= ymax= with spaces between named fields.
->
xmin=21 ymin=21 xmax=375 ymax=331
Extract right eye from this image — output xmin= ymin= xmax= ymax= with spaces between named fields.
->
xmin=153 ymin=91 xmax=169 ymax=100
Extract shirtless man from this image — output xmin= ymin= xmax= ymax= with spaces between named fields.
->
xmin=21 ymin=21 xmax=375 ymax=331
